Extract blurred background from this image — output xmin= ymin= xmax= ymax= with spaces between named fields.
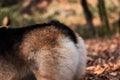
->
xmin=0 ymin=0 xmax=119 ymax=38
xmin=0 ymin=0 xmax=120 ymax=79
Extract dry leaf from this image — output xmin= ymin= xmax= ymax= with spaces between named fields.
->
xmin=94 ymin=65 xmax=105 ymax=75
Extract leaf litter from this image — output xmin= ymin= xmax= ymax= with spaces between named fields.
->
xmin=81 ymin=35 xmax=120 ymax=80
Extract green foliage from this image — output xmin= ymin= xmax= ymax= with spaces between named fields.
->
xmin=0 ymin=0 xmax=20 ymax=7
xmin=0 ymin=5 xmax=36 ymax=27
xmin=70 ymin=0 xmax=78 ymax=3
xmin=0 ymin=5 xmax=19 ymax=27
xmin=75 ymin=25 xmax=91 ymax=38
xmin=0 ymin=0 xmax=119 ymax=38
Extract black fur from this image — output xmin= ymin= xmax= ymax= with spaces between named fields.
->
xmin=0 ymin=20 xmax=77 ymax=55
xmin=50 ymin=20 xmax=77 ymax=43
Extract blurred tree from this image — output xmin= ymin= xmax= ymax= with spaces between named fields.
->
xmin=0 ymin=0 xmax=19 ymax=7
xmin=20 ymin=0 xmax=52 ymax=14
xmin=81 ymin=0 xmax=95 ymax=37
xmin=97 ymin=0 xmax=111 ymax=36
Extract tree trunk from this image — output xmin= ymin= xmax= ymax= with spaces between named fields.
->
xmin=81 ymin=0 xmax=95 ymax=37
xmin=98 ymin=0 xmax=111 ymax=36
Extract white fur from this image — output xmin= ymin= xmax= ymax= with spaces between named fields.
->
xmin=28 ymin=35 xmax=87 ymax=80
xmin=55 ymin=35 xmax=87 ymax=80
xmin=75 ymin=35 xmax=87 ymax=79
xmin=55 ymin=38 xmax=80 ymax=80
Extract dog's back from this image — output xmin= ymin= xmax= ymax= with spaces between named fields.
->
xmin=0 ymin=21 xmax=86 ymax=80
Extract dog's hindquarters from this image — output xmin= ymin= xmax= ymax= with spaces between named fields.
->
xmin=20 ymin=34 xmax=86 ymax=80
xmin=19 ymin=21 xmax=86 ymax=80
xmin=0 ymin=20 xmax=86 ymax=80
xmin=25 ymin=39 xmax=80 ymax=80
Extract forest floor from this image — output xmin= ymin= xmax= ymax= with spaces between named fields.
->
xmin=81 ymin=34 xmax=120 ymax=80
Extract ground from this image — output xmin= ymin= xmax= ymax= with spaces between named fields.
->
xmin=81 ymin=35 xmax=120 ymax=80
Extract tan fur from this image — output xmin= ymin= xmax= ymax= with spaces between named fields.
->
xmin=20 ymin=26 xmax=87 ymax=80
xmin=0 ymin=56 xmax=35 ymax=80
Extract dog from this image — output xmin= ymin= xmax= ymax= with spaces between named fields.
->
xmin=0 ymin=20 xmax=87 ymax=80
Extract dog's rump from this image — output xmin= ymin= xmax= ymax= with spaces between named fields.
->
xmin=0 ymin=20 xmax=86 ymax=80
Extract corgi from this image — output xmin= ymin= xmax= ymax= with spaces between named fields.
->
xmin=0 ymin=20 xmax=87 ymax=80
